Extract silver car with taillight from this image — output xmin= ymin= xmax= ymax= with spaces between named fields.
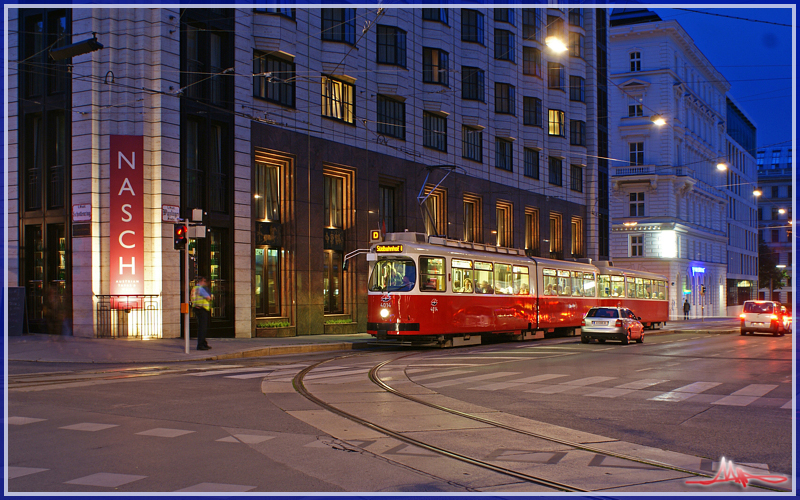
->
xmin=581 ymin=307 xmax=644 ymax=344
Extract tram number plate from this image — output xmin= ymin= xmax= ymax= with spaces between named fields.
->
xmin=593 ymin=321 xmax=608 ymax=326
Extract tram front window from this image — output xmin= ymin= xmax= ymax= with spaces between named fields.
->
xmin=370 ymin=258 xmax=417 ymax=292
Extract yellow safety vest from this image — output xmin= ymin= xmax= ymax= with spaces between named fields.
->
xmin=191 ymin=285 xmax=212 ymax=311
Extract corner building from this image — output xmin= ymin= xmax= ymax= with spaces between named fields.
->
xmin=608 ymin=9 xmax=758 ymax=319
xmin=8 ymin=7 xmax=609 ymax=338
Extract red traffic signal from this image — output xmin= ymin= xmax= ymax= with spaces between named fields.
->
xmin=174 ymin=223 xmax=188 ymax=250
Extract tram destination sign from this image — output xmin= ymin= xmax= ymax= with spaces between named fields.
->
xmin=375 ymin=244 xmax=403 ymax=253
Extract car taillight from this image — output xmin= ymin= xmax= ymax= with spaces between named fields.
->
xmin=581 ymin=319 xmax=585 ymax=326
xmin=615 ymin=319 xmax=623 ymax=327
xmin=739 ymin=313 xmax=746 ymax=320
xmin=771 ymin=314 xmax=779 ymax=321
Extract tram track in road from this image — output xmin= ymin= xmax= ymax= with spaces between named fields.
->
xmin=292 ymin=350 xmax=790 ymax=493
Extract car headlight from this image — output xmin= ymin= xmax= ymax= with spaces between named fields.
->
xmin=380 ymin=308 xmax=390 ymax=319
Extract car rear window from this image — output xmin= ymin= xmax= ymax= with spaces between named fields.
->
xmin=587 ymin=308 xmax=619 ymax=318
xmin=744 ymin=302 xmax=774 ymax=314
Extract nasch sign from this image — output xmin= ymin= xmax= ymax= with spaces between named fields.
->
xmin=110 ymin=136 xmax=144 ymax=304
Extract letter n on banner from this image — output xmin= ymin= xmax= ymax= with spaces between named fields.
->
xmin=110 ymin=135 xmax=144 ymax=308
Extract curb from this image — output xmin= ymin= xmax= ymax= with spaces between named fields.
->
xmin=211 ymin=341 xmax=373 ymax=360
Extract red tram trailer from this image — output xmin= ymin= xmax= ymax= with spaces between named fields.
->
xmin=366 ymin=232 xmax=668 ymax=347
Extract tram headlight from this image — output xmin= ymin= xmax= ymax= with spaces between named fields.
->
xmin=380 ymin=308 xmax=390 ymax=319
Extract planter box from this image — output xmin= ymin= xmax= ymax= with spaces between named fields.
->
xmin=323 ymin=322 xmax=358 ymax=335
xmin=255 ymin=326 xmax=296 ymax=338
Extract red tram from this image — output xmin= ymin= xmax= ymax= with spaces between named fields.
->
xmin=366 ymin=232 xmax=668 ymax=346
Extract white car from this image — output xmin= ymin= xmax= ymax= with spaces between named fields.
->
xmin=581 ymin=307 xmax=644 ymax=345
xmin=739 ymin=300 xmax=787 ymax=336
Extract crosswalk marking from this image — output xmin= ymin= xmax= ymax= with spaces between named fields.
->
xmin=470 ymin=373 xmax=570 ymax=391
xmin=712 ymin=384 xmax=778 ymax=406
xmin=649 ymin=382 xmax=720 ymax=402
xmin=412 ymin=369 xmax=473 ymax=381
xmin=562 ymin=376 xmax=617 ymax=386
xmin=588 ymin=379 xmax=669 ymax=398
xmin=527 ymin=376 xmax=616 ymax=394
xmin=425 ymin=371 xmax=521 ymax=389
xmin=781 ymin=399 xmax=793 ymax=409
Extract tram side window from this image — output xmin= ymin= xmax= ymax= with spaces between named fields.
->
xmin=558 ymin=270 xmax=571 ymax=296
xmin=583 ymin=273 xmax=596 ymax=297
xmin=626 ymin=277 xmax=636 ymax=298
xmin=636 ymin=278 xmax=645 ymax=298
xmin=643 ymin=279 xmax=653 ymax=299
xmin=495 ymin=264 xmax=513 ymax=294
xmin=657 ymin=280 xmax=666 ymax=299
xmin=419 ymin=256 xmax=446 ymax=291
xmin=474 ymin=261 xmax=494 ymax=294
xmin=513 ymin=266 xmax=530 ymax=294
xmin=543 ymin=269 xmax=557 ymax=295
xmin=452 ymin=259 xmax=474 ymax=293
xmin=369 ymin=258 xmax=416 ymax=292
xmin=598 ymin=275 xmax=611 ymax=298
xmin=571 ymin=271 xmax=583 ymax=296
xmin=611 ymin=276 xmax=625 ymax=297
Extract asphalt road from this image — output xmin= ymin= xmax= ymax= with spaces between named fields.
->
xmin=6 ymin=326 xmax=794 ymax=493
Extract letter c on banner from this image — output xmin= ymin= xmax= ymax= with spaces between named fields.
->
xmin=119 ymin=230 xmax=136 ymax=249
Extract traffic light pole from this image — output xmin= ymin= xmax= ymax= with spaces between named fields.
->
xmin=184 ymin=245 xmax=190 ymax=354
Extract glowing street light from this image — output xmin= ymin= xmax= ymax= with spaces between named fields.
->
xmin=545 ymin=36 xmax=567 ymax=53
xmin=753 ymin=189 xmax=762 ymax=197
xmin=716 ymin=162 xmax=728 ymax=171
xmin=778 ymin=208 xmax=786 ymax=214
xmin=650 ymin=114 xmax=666 ymax=126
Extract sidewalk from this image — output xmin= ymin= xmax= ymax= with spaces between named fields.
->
xmin=6 ymin=333 xmax=375 ymax=364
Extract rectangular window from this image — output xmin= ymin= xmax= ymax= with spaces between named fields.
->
xmin=628 ymin=96 xmax=643 ymax=116
xmin=321 ymin=76 xmax=355 ymax=124
xmin=630 ymin=235 xmax=644 ymax=256
xmin=569 ymin=32 xmax=584 ymax=58
xmin=494 ymin=263 xmax=513 ymax=294
xmin=322 ymin=8 xmax=356 ymax=44
xmin=771 ymin=186 xmax=779 ymax=198
xmin=379 ymin=185 xmax=395 ymax=233
xmin=629 ymin=192 xmax=645 ymax=217
xmin=208 ymin=124 xmax=227 ymax=213
xmin=423 ymin=187 xmax=447 ymax=237
xmin=494 ymin=8 xmax=514 ymax=25
xmin=548 ymin=62 xmax=565 ymax=91
xmin=254 ymin=7 xmax=295 ymax=18
xmin=522 ymin=46 xmax=542 ymax=77
xmin=629 ymin=142 xmax=644 ymax=165
xmin=522 ymin=9 xmax=541 ymax=41
xmin=463 ymin=194 xmax=482 ymax=243
xmin=462 ymin=67 xmax=485 ymax=101
xmin=523 ymin=97 xmax=542 ymax=127
xmin=549 ymin=213 xmax=563 ymax=258
xmin=756 ymin=151 xmax=764 ymax=165
xmin=461 ymin=9 xmax=484 ymax=44
xmin=630 ymin=51 xmax=641 ymax=71
xmin=422 ymin=8 xmax=448 ymax=24
xmin=494 ymin=29 xmax=515 ymax=62
xmin=549 ymin=157 xmax=563 ymax=186
xmin=570 ymin=165 xmax=583 ymax=192
xmin=569 ymin=76 xmax=585 ymax=102
xmin=474 ymin=261 xmax=494 ymax=294
xmin=420 ymin=256 xmax=446 ymax=292
xmin=547 ymin=15 xmax=564 ymax=39
xmin=495 ymin=83 xmax=515 ymax=114
xmin=771 ymin=150 xmax=780 ymax=167
xmin=496 ymin=201 xmax=513 ymax=247
xmin=496 ymin=138 xmax=513 ymax=172
xmin=462 ymin=126 xmax=483 ymax=162
xmin=568 ymin=8 xmax=583 ymax=27
xmin=548 ymin=109 xmax=565 ymax=137
xmin=570 ymin=120 xmax=586 ymax=146
xmin=423 ymin=48 xmax=449 ymax=86
xmin=377 ymin=25 xmax=407 ymax=67
xmin=524 ymin=148 xmax=540 ymax=179
xmin=525 ymin=208 xmax=540 ymax=256
xmin=324 ymin=174 xmax=343 ymax=228
xmin=253 ymin=52 xmax=295 ymax=107
xmin=423 ymin=112 xmax=447 ymax=152
xmin=377 ymin=95 xmax=405 ymax=140
xmin=254 ymin=162 xmax=280 ymax=222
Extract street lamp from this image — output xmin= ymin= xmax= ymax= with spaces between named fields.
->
xmin=545 ymin=36 xmax=567 ymax=53
xmin=49 ymin=33 xmax=104 ymax=61
xmin=716 ymin=162 xmax=728 ymax=171
xmin=650 ymin=114 xmax=666 ymax=126
xmin=753 ymin=188 xmax=762 ymax=197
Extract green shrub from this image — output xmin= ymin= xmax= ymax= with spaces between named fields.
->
xmin=257 ymin=321 xmax=290 ymax=328
xmin=324 ymin=318 xmax=354 ymax=324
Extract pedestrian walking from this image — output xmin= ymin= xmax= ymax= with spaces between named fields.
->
xmin=191 ymin=276 xmax=213 ymax=350
xmin=683 ymin=299 xmax=690 ymax=320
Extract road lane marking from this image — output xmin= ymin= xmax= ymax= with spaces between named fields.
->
xmin=470 ymin=373 xmax=569 ymax=391
xmin=649 ymin=382 xmax=720 ymax=402
xmin=712 ymin=384 xmax=778 ymax=406
xmin=425 ymin=371 xmax=520 ymax=388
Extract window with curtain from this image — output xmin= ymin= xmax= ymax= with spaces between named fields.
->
xmin=255 ymin=163 xmax=280 ymax=221
xmin=324 ymin=175 xmax=343 ymax=228
xmin=321 ymin=76 xmax=355 ymax=123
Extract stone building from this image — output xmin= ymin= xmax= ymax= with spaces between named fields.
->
xmin=8 ymin=7 xmax=610 ymax=338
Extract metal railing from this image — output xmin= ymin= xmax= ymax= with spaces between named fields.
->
xmin=95 ymin=295 xmax=161 ymax=338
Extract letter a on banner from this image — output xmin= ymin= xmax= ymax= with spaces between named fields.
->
xmin=109 ymin=135 xmax=145 ymax=302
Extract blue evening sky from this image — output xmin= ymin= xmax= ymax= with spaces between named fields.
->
xmin=650 ymin=7 xmax=793 ymax=150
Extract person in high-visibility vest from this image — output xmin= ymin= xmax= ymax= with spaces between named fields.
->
xmin=191 ymin=276 xmax=213 ymax=350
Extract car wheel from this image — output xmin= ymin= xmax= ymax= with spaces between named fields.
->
xmin=740 ymin=329 xmax=747 ymax=336
xmin=636 ymin=333 xmax=644 ymax=343
xmin=581 ymin=336 xmax=590 ymax=344
xmin=621 ymin=330 xmax=630 ymax=345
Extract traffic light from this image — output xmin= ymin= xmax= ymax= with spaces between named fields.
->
xmin=701 ymin=285 xmax=706 ymax=295
xmin=174 ymin=223 xmax=188 ymax=250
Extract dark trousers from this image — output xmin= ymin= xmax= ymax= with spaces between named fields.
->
xmin=195 ymin=307 xmax=210 ymax=347
xmin=683 ymin=311 xmax=689 ymax=320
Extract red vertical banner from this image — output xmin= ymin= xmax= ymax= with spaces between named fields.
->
xmin=110 ymin=135 xmax=145 ymax=305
